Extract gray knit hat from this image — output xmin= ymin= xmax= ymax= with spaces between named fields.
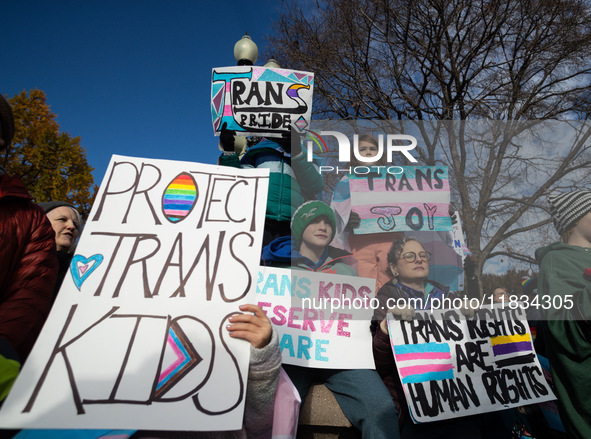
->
xmin=38 ymin=201 xmax=76 ymax=214
xmin=547 ymin=191 xmax=591 ymax=236
xmin=291 ymin=200 xmax=336 ymax=247
xmin=37 ymin=201 xmax=83 ymax=232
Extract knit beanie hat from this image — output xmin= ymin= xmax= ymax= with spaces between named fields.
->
xmin=547 ymin=191 xmax=591 ymax=236
xmin=291 ymin=200 xmax=336 ymax=247
xmin=38 ymin=201 xmax=76 ymax=214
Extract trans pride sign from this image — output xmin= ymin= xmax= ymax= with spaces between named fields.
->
xmin=350 ymin=166 xmax=452 ymax=234
xmin=255 ymin=267 xmax=375 ymax=369
xmin=211 ymin=66 xmax=314 ymax=137
xmin=387 ymin=305 xmax=555 ymax=423
xmin=0 ymin=155 xmax=270 ymax=431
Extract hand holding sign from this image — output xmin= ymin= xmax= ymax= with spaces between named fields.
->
xmin=380 ymin=304 xmax=416 ymax=335
xmin=227 ymin=304 xmax=273 ymax=349
xmin=386 ymin=306 xmax=556 ymax=423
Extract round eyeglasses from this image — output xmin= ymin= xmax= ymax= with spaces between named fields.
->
xmin=400 ymin=251 xmax=431 ymax=263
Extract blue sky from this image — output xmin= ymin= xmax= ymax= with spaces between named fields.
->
xmin=3 ymin=0 xmax=281 ymax=184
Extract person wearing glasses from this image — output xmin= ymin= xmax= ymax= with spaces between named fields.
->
xmin=370 ymin=235 xmax=482 ymax=438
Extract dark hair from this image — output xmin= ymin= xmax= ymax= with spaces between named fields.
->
xmin=358 ymin=134 xmax=379 ymax=146
xmin=490 ymin=286 xmax=508 ymax=301
xmin=385 ymin=236 xmax=422 ymax=277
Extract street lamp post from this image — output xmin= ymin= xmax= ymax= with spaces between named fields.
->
xmin=233 ymin=34 xmax=281 ymax=68
xmin=234 ymin=33 xmax=258 ymax=66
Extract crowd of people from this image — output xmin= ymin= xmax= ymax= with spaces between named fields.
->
xmin=1 ymin=91 xmax=589 ymax=439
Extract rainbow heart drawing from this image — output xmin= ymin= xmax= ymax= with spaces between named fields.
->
xmin=70 ymin=254 xmax=104 ymax=290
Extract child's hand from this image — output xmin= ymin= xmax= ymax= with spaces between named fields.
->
xmin=226 ymin=304 xmax=273 ymax=349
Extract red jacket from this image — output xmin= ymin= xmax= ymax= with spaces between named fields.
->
xmin=0 ymin=172 xmax=58 ymax=361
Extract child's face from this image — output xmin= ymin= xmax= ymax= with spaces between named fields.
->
xmin=571 ymin=211 xmax=591 ymax=246
xmin=358 ymin=140 xmax=379 ymax=158
xmin=301 ymin=215 xmax=333 ymax=249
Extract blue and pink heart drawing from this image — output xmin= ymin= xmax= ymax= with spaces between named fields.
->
xmin=70 ymin=254 xmax=104 ymax=290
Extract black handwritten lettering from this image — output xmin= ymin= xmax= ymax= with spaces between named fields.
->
xmin=113 ymin=234 xmax=161 ymax=298
xmin=398 ymin=173 xmax=412 ymax=191
xmin=171 ymin=231 xmax=224 ymax=300
xmin=153 ymin=233 xmax=185 ymax=297
xmin=404 ymin=313 xmax=464 ymax=344
xmin=433 ymin=168 xmax=444 ymax=189
xmin=205 ymin=177 xmax=238 ymax=224
xmin=361 ymin=172 xmax=382 ymax=191
xmin=415 ymin=168 xmax=432 ymax=191
xmin=219 ymin=232 xmax=254 ymax=302
xmin=152 ymin=315 xmax=214 ymax=402
xmin=24 ymin=306 xmax=122 ymax=414
xmin=245 ymin=82 xmax=264 ymax=106
xmin=232 ymin=81 xmax=247 ymax=105
xmin=192 ymin=313 xmax=244 ymax=414
xmin=91 ymin=232 xmax=159 ymax=298
xmin=193 ymin=172 xmax=263 ymax=232
xmin=407 ymin=376 xmax=479 ymax=417
xmin=386 ymin=174 xmax=396 ymax=191
xmin=406 ymin=207 xmax=424 ymax=231
xmin=92 ymin=161 xmax=162 ymax=225
xmin=423 ymin=203 xmax=437 ymax=230
xmin=456 ymin=341 xmax=494 ymax=373
xmin=264 ymin=83 xmax=283 ymax=105
xmin=122 ymin=163 xmax=162 ymax=225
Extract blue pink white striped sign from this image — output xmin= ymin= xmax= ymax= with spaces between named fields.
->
xmin=350 ymin=166 xmax=452 ymax=233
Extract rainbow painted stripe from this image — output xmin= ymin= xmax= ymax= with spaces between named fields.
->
xmin=305 ymin=130 xmax=328 ymax=153
xmin=162 ymin=173 xmax=198 ymax=222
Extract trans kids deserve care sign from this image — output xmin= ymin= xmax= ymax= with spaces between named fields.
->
xmin=0 ymin=155 xmax=269 ymax=431
xmin=211 ymin=66 xmax=314 ymax=137
xmin=387 ymin=305 xmax=555 ymax=423
xmin=350 ymin=166 xmax=452 ymax=234
xmin=256 ymin=267 xmax=375 ymax=369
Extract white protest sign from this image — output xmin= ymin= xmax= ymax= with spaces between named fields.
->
xmin=211 ymin=66 xmax=314 ymax=137
xmin=0 ymin=155 xmax=269 ymax=431
xmin=451 ymin=210 xmax=469 ymax=261
xmin=350 ymin=166 xmax=452 ymax=234
xmin=387 ymin=305 xmax=555 ymax=423
xmin=255 ymin=267 xmax=375 ymax=369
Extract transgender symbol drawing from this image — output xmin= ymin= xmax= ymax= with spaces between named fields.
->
xmin=70 ymin=254 xmax=104 ymax=290
xmin=154 ymin=320 xmax=202 ymax=399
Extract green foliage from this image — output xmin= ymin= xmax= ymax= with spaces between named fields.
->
xmin=1 ymin=89 xmax=96 ymax=218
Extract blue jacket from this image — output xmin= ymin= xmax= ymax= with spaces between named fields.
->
xmin=262 ymin=236 xmax=357 ymax=276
